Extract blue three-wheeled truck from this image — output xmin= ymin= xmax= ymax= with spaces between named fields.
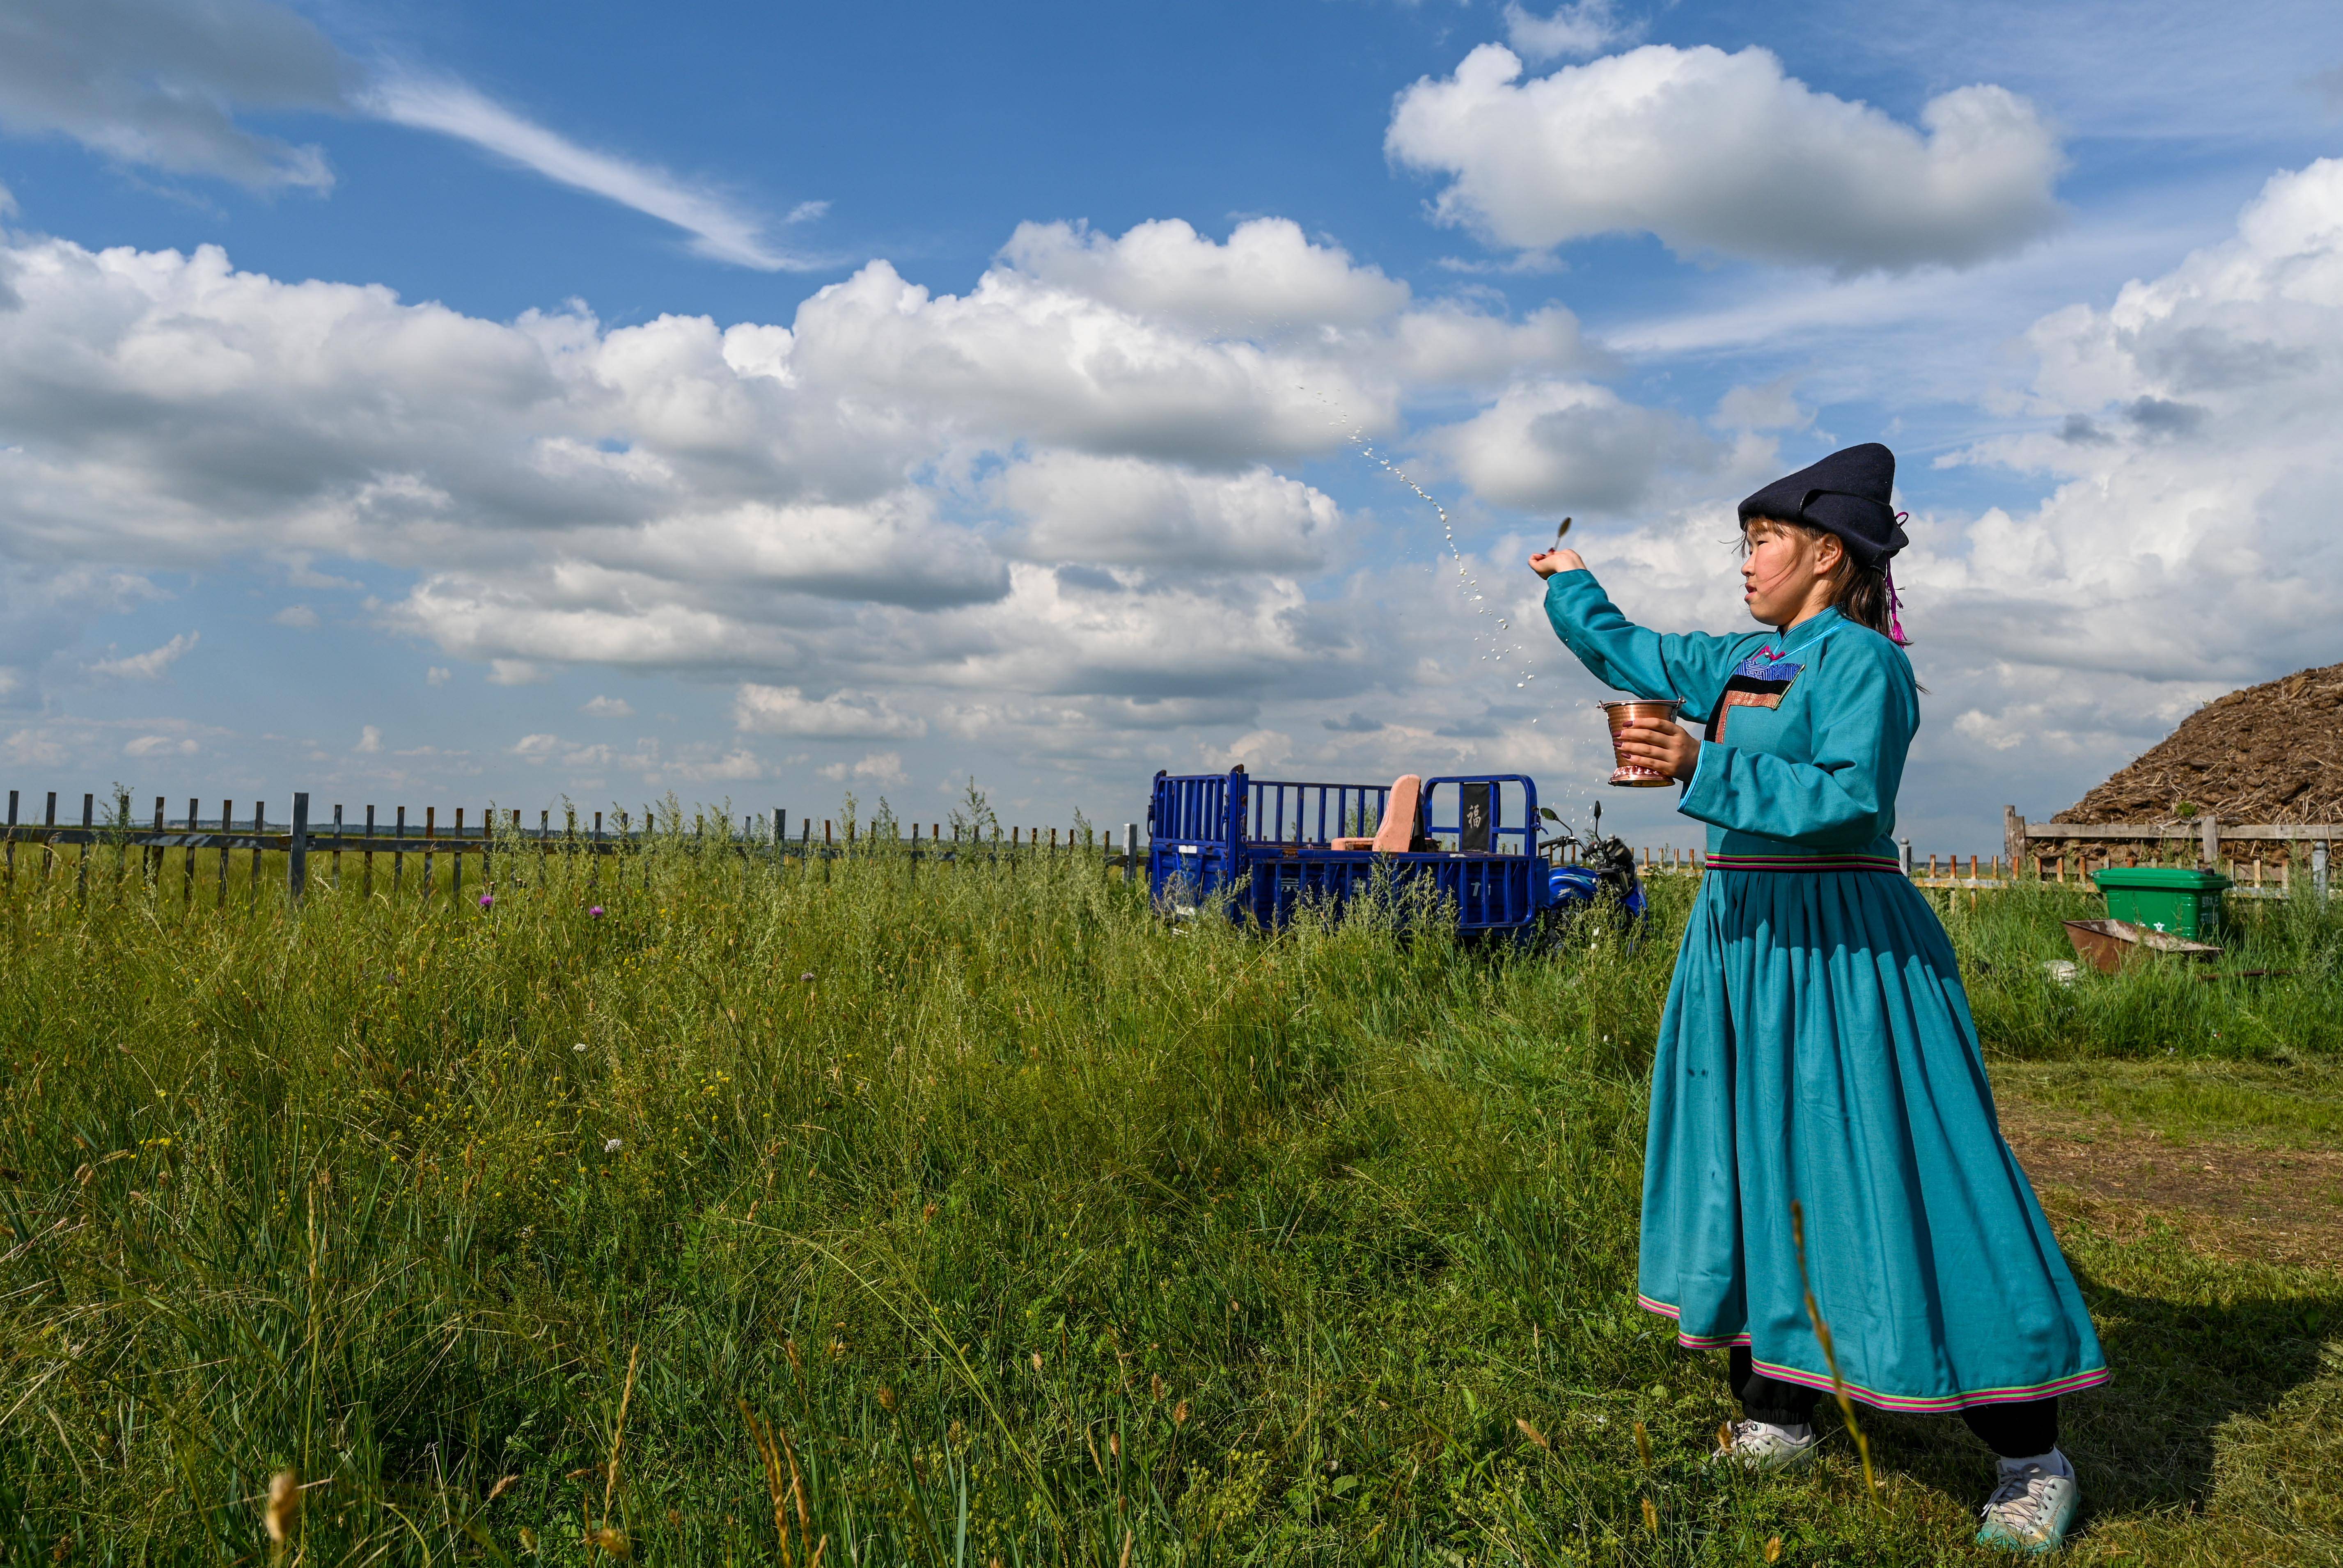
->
xmin=1146 ymin=766 xmax=1645 ymax=942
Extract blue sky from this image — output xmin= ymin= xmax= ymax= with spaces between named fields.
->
xmin=3 ymin=0 xmax=2341 ymax=849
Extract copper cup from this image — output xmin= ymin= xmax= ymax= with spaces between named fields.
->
xmin=1599 ymin=699 xmax=1686 ymax=787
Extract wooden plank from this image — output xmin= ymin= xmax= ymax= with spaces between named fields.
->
xmin=394 ymin=805 xmax=406 ymax=896
xmin=149 ymin=796 xmax=164 ymax=885
xmin=364 ymin=805 xmax=376 ymax=898
xmin=185 ymin=797 xmax=197 ymax=906
xmin=78 ymin=792 xmax=92 ymax=903
xmin=249 ymin=801 xmax=264 ymax=904
xmin=289 ymin=792 xmax=309 ymax=904
xmin=424 ymin=806 xmax=436 ymax=899
xmin=332 ymin=804 xmax=344 ymax=890
xmin=2022 ymin=821 xmax=2340 ymax=842
xmin=453 ymin=807 xmax=464 ymax=900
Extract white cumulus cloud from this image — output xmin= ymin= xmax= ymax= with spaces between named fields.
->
xmin=733 ymin=685 xmax=928 ymax=740
xmin=1502 ymin=0 xmax=1635 ymax=62
xmin=1424 ymin=380 xmax=1726 ymax=513
xmin=1387 ymin=43 xmax=2064 ymax=272
xmin=0 ymin=0 xmax=340 ymax=190
xmin=997 ymin=453 xmax=1341 ymax=570
xmin=817 ymin=751 xmax=907 ymax=785
xmin=0 ymin=218 xmax=1579 ymax=710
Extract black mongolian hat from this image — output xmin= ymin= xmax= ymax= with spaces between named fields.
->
xmin=1737 ymin=442 xmax=1906 ymax=568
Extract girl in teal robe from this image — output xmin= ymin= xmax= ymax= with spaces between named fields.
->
xmin=1533 ymin=444 xmax=2105 ymax=1555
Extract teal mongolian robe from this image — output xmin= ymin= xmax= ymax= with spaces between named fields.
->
xmin=1545 ymin=568 xmax=2107 ymax=1412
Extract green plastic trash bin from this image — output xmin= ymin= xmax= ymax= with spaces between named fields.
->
xmin=2091 ymin=866 xmax=2232 ymax=939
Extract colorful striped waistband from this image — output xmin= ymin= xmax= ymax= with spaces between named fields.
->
xmin=1704 ymin=853 xmax=1903 ymax=873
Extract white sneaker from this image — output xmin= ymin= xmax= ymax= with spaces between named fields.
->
xmin=1711 ymin=1418 xmax=1819 ymax=1472
xmin=1976 ymin=1453 xmax=2079 ymax=1554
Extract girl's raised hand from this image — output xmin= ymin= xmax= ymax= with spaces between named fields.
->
xmin=1529 ymin=547 xmax=1586 ymax=579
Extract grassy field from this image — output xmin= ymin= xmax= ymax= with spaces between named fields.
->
xmin=2 ymin=821 xmax=2338 ymax=1565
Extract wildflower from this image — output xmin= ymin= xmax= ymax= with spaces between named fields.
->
xmin=604 ymin=1138 xmax=623 ymax=1154
xmin=799 ymin=971 xmax=815 ymax=983
xmin=573 ymin=1043 xmax=588 ymax=1053
xmin=589 ymin=905 xmax=605 ymax=918
xmin=479 ymin=893 xmax=494 ymax=911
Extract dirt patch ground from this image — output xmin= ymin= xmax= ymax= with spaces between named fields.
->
xmin=1999 ymin=1102 xmax=2343 ymax=1271
xmin=2053 ymin=660 xmax=2343 ymax=826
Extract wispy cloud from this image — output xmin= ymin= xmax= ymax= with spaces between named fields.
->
xmin=90 ymin=631 xmax=199 ymax=680
xmin=361 ymin=71 xmax=815 ymax=270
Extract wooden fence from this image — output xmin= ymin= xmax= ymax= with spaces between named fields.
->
xmin=5 ymin=788 xmax=2332 ymax=908
xmin=2004 ymin=806 xmax=2334 ymax=900
xmin=0 ymin=789 xmax=1151 ymax=905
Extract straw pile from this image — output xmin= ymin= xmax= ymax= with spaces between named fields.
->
xmin=2054 ymin=662 xmax=2343 ymax=825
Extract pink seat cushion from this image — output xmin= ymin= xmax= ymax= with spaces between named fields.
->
xmin=1332 ymin=776 xmax=1422 ymax=852
xmin=1373 ymin=775 xmax=1423 ymax=853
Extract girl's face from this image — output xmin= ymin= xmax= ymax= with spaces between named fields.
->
xmin=1741 ymin=517 xmax=1843 ymax=627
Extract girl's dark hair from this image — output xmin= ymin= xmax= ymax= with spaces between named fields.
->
xmin=1744 ymin=517 xmax=1903 ymax=642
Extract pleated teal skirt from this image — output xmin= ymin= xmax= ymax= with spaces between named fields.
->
xmin=1638 ymin=863 xmax=2110 ymax=1411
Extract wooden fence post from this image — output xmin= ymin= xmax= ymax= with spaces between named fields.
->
xmin=364 ymin=805 xmax=376 ymax=898
xmin=2200 ymin=815 xmax=2219 ymax=869
xmin=78 ymin=792 xmax=92 ymax=905
xmin=289 ymin=792 xmax=309 ymax=905
xmin=2315 ymin=841 xmax=2330 ymax=902
xmin=150 ymin=797 xmax=164 ymax=886
xmin=1125 ymin=822 xmax=1138 ymax=883
xmin=2004 ymin=807 xmax=2024 ymax=876
xmin=4 ymin=789 xmax=15 ymax=885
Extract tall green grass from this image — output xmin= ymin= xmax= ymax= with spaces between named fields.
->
xmin=1 ymin=829 xmax=2336 ymax=1564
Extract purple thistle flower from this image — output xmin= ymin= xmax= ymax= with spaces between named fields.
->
xmin=589 ymin=905 xmax=606 ymax=918
xmin=478 ymin=893 xmax=494 ymax=911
